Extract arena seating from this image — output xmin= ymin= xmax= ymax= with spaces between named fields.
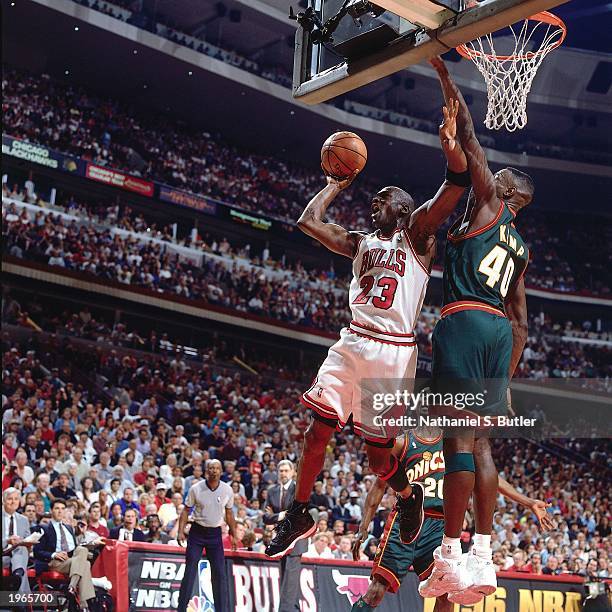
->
xmin=66 ymin=0 xmax=612 ymax=166
xmin=2 ymin=330 xmax=610 ymax=573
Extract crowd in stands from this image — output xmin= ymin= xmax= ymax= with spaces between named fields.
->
xmin=2 ymin=330 xmax=610 ymax=576
xmin=1 ymin=195 xmax=351 ymax=331
xmin=69 ymin=0 xmax=612 ymax=166
xmin=3 ymin=66 xmax=611 ymax=295
xmin=3 ymin=194 xmax=612 ymax=382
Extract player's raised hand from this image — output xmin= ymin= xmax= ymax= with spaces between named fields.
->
xmin=352 ymin=530 xmax=367 ymax=561
xmin=323 ymin=167 xmax=360 ymax=191
xmin=531 ymin=500 xmax=555 ymax=532
xmin=506 ymin=388 xmax=516 ymax=417
xmin=439 ymin=98 xmax=460 ymax=151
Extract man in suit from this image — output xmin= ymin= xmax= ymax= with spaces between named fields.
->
xmin=109 ymin=508 xmax=146 ymax=541
xmin=2 ymin=487 xmax=32 ymax=595
xmin=264 ymin=460 xmax=308 ymax=612
xmin=33 ymin=499 xmax=98 ymax=610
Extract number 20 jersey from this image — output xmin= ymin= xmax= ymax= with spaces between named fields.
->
xmin=349 ymin=228 xmax=430 ymax=337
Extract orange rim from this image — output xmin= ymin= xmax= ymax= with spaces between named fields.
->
xmin=456 ymin=11 xmax=567 ymax=61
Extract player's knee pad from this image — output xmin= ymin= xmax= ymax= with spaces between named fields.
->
xmin=445 ymin=452 xmax=475 ymax=475
xmin=379 ymin=455 xmax=410 ymax=492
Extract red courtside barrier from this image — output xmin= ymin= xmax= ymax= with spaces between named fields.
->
xmin=92 ymin=542 xmax=595 ymax=612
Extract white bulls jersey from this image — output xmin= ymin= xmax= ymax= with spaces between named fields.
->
xmin=348 ymin=227 xmax=430 ymax=339
xmin=301 ymin=227 xmax=429 ymax=442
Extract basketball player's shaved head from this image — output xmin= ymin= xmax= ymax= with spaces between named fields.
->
xmin=371 ymin=186 xmax=415 ymax=234
xmin=494 ymin=167 xmax=535 ymax=209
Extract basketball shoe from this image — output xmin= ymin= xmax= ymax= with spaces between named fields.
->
xmin=264 ymin=505 xmax=316 ymax=558
xmin=448 ymin=551 xmax=497 ymax=605
xmin=396 ymin=481 xmax=425 ymax=544
xmin=418 ymin=546 xmax=472 ymax=598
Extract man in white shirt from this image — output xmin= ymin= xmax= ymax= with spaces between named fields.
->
xmin=346 ymin=491 xmax=363 ymax=522
xmin=305 ymin=532 xmax=334 ymax=559
xmin=109 ymin=509 xmax=145 ymax=542
xmin=158 ymin=492 xmax=184 ymax=528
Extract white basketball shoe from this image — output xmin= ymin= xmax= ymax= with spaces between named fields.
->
xmin=418 ymin=546 xmax=472 ymax=599
xmin=448 ymin=551 xmax=497 ymax=605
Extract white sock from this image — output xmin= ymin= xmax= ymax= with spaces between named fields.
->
xmin=473 ymin=533 xmax=492 ymax=560
xmin=441 ymin=535 xmax=462 ymax=559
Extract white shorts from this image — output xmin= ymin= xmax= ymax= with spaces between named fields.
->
xmin=301 ymin=322 xmax=418 ymax=444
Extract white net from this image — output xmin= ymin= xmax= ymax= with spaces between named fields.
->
xmin=458 ymin=14 xmax=566 ymax=131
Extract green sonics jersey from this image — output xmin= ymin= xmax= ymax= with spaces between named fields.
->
xmin=399 ymin=431 xmax=444 ymax=511
xmin=443 ymin=201 xmax=529 ymax=312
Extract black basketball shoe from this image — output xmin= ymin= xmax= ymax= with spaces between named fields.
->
xmin=396 ymin=481 xmax=425 ymax=544
xmin=264 ymin=505 xmax=316 ymax=558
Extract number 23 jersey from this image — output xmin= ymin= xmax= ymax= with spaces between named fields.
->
xmin=349 ymin=228 xmax=430 ymax=338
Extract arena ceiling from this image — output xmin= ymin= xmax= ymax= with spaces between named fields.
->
xmin=3 ymin=0 xmax=612 ymax=213
xmin=152 ymin=0 xmax=612 ymax=54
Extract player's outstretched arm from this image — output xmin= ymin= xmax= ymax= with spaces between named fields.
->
xmin=409 ymin=98 xmax=468 ymax=239
xmin=429 ymin=56 xmax=498 ymax=221
xmin=505 ymin=275 xmax=528 ymax=378
xmin=297 ymin=171 xmax=362 ymax=258
xmin=497 ymin=477 xmax=554 ymax=532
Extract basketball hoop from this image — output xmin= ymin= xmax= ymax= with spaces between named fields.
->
xmin=457 ymin=11 xmax=567 ymax=132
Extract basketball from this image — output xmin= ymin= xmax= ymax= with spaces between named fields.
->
xmin=321 ymin=131 xmax=367 ymax=179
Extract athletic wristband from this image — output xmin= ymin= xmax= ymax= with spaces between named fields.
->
xmin=445 ymin=166 xmax=471 ymax=187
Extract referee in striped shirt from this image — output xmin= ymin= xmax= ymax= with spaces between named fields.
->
xmin=177 ymin=459 xmax=237 ymax=612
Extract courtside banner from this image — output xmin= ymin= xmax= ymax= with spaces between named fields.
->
xmin=113 ymin=545 xmax=588 ymax=611
xmin=2 ymin=134 xmax=83 ymax=174
xmin=158 ymin=185 xmax=217 ymax=215
xmin=85 ymin=163 xmax=155 ymax=197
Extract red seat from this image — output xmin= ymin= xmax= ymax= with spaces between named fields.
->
xmin=39 ymin=570 xmax=68 ymax=581
xmin=4 ymin=567 xmax=37 ymax=578
xmin=36 ymin=570 xmax=70 ymax=612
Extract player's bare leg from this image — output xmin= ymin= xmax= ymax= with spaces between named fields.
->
xmin=351 ymin=575 xmax=387 ymax=610
xmin=442 ymin=430 xmax=476 ymax=539
xmin=419 ymin=428 xmax=474 ymax=600
xmin=366 ymin=443 xmax=424 ymax=544
xmin=472 ymin=437 xmax=497 ymax=539
xmin=265 ymin=418 xmax=333 ymax=558
xmin=450 ymin=436 xmax=498 ymax=605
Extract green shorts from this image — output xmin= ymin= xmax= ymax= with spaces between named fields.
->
xmin=431 ymin=309 xmax=512 ymax=417
xmin=372 ymin=510 xmax=444 ymax=593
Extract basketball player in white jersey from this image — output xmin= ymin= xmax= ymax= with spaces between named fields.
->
xmin=265 ymin=100 xmax=471 ymax=559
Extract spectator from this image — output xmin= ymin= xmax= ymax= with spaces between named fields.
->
xmin=109 ymin=508 xmax=145 ymax=542
xmin=305 ymin=532 xmax=334 ymax=559
xmin=543 ymin=556 xmax=562 ymax=576
xmin=333 ymin=536 xmax=353 ymax=561
xmin=50 ymin=473 xmax=77 ymax=501
xmin=145 ymin=514 xmax=170 ymax=544
xmin=86 ymin=502 xmax=109 ymax=539
xmin=118 ymin=487 xmax=140 ymax=517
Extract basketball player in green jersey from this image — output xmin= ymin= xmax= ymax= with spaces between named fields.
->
xmin=350 ymin=428 xmax=552 ymax=611
xmin=421 ymin=57 xmax=533 ymax=605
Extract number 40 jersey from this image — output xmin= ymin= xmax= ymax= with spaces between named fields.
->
xmin=443 ymin=201 xmax=529 ymax=312
xmin=349 ymin=228 xmax=430 ymax=340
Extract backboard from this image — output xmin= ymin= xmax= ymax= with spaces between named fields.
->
xmin=292 ymin=0 xmax=569 ymax=105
